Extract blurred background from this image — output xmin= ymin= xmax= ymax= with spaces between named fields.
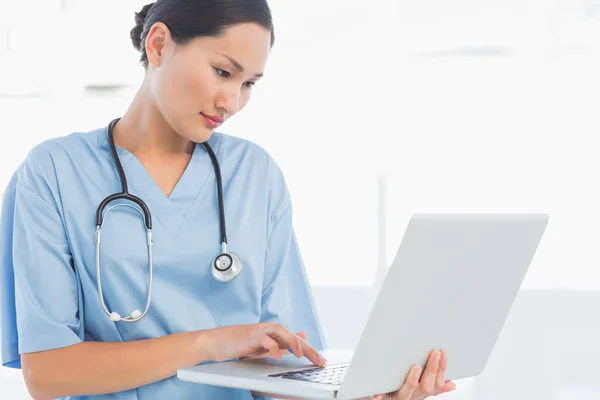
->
xmin=1 ymin=0 xmax=599 ymax=398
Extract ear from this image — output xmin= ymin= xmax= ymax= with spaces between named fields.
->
xmin=145 ymin=22 xmax=172 ymax=67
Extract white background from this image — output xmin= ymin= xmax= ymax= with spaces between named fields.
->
xmin=1 ymin=0 xmax=599 ymax=398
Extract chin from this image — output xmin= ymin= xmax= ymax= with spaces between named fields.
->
xmin=183 ymin=125 xmax=214 ymax=144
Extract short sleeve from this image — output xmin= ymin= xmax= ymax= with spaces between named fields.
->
xmin=259 ymin=204 xmax=327 ymax=352
xmin=0 ymin=176 xmax=82 ymax=368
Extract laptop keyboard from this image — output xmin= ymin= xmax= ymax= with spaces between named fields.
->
xmin=268 ymin=363 xmax=349 ymax=385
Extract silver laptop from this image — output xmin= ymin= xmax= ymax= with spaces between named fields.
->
xmin=178 ymin=213 xmax=549 ymax=399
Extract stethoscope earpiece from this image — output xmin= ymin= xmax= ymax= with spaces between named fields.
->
xmin=109 ymin=309 xmax=142 ymax=322
xmin=96 ymin=118 xmax=242 ymax=323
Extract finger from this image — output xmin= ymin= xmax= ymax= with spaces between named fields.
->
xmin=292 ymin=332 xmax=307 ymax=349
xmin=433 ymin=351 xmax=448 ymax=394
xmin=419 ymin=351 xmax=441 ymax=396
xmin=258 ymin=323 xmax=303 ymax=357
xmin=269 ymin=324 xmax=326 ymax=366
xmin=266 ymin=324 xmax=305 ymax=358
xmin=241 ymin=348 xmax=292 ymax=360
xmin=286 ymin=332 xmax=308 ymax=355
xmin=239 ymin=348 xmax=268 ymax=359
xmin=440 ymin=381 xmax=456 ymax=394
xmin=296 ymin=331 xmax=307 ymax=340
xmin=296 ymin=333 xmax=327 ymax=367
xmin=266 ymin=331 xmax=307 ymax=352
xmin=258 ymin=334 xmax=282 ymax=361
xmin=372 ymin=393 xmax=394 ymax=400
xmin=394 ymin=365 xmax=421 ymax=400
xmin=269 ymin=324 xmax=319 ymax=365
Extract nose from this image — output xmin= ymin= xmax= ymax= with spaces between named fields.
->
xmin=215 ymin=86 xmax=241 ymax=117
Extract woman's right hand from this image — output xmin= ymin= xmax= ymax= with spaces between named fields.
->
xmin=202 ymin=322 xmax=327 ymax=367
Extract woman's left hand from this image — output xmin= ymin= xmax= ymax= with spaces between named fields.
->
xmin=372 ymin=350 xmax=456 ymax=400
xmin=252 ymin=348 xmax=456 ymax=400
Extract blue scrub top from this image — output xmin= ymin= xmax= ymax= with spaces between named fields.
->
xmin=0 ymin=123 xmax=326 ymax=400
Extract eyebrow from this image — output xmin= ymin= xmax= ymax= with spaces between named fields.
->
xmin=217 ymin=53 xmax=264 ymax=78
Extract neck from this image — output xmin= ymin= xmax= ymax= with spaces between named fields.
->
xmin=113 ymin=80 xmax=195 ymax=160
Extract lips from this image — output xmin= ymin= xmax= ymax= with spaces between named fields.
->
xmin=201 ymin=113 xmax=223 ymax=128
xmin=201 ymin=113 xmax=223 ymax=123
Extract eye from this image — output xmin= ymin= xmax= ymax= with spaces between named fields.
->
xmin=243 ymin=81 xmax=256 ymax=88
xmin=214 ymin=68 xmax=231 ymax=78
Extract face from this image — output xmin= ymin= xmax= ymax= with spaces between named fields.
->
xmin=144 ymin=22 xmax=271 ymax=143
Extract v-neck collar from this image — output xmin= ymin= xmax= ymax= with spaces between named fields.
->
xmin=98 ymin=126 xmax=222 ymax=239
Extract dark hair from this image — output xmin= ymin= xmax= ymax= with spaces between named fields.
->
xmin=130 ymin=0 xmax=275 ymax=69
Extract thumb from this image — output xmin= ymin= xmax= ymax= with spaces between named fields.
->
xmin=440 ymin=381 xmax=456 ymax=393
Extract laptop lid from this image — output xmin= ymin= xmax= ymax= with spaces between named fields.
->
xmin=336 ymin=213 xmax=548 ymax=399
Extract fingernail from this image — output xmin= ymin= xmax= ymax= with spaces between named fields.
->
xmin=433 ymin=351 xmax=441 ymax=362
xmin=441 ymin=350 xmax=448 ymax=364
xmin=413 ymin=366 xmax=422 ymax=379
xmin=318 ymin=355 xmax=327 ymax=366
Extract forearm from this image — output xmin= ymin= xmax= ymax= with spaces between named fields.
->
xmin=22 ymin=330 xmax=209 ymax=399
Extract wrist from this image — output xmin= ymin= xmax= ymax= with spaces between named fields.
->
xmin=193 ymin=329 xmax=214 ymax=364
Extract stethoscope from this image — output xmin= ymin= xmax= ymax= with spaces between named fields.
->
xmin=95 ymin=118 xmax=242 ymax=323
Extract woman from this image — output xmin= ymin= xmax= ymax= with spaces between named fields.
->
xmin=0 ymin=1 xmax=455 ymax=399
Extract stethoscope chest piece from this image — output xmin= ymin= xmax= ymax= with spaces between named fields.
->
xmin=212 ymin=250 xmax=242 ymax=282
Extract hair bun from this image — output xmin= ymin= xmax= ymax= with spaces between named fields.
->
xmin=130 ymin=2 xmax=156 ymax=52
